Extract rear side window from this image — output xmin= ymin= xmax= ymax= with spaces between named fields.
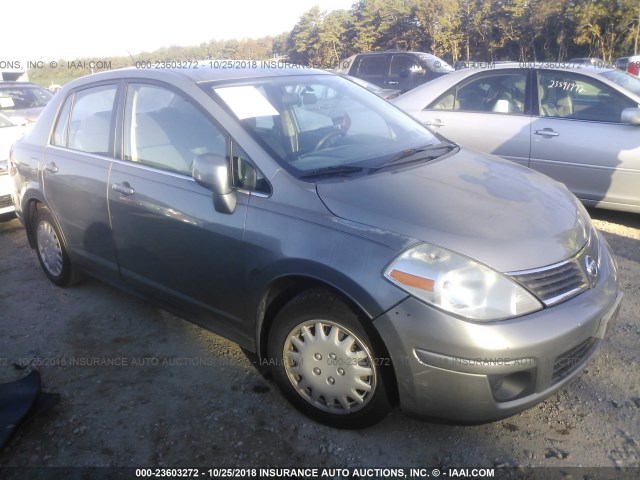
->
xmin=64 ymin=85 xmax=117 ymax=155
xmin=429 ymin=72 xmax=527 ymax=114
xmin=356 ymin=55 xmax=388 ymax=76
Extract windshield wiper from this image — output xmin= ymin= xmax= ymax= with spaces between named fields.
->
xmin=373 ymin=141 xmax=457 ymax=171
xmin=299 ymin=165 xmax=364 ymax=180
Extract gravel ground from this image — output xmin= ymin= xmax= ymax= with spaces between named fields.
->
xmin=0 ymin=208 xmax=638 ymax=476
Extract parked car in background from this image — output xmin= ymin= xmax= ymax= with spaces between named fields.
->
xmin=615 ymin=55 xmax=640 ymax=77
xmin=9 ymin=66 xmax=621 ymax=428
xmin=568 ymin=57 xmax=606 ymax=67
xmin=343 ymin=75 xmax=401 ymax=100
xmin=0 ymin=82 xmax=54 ymax=123
xmin=394 ymin=63 xmax=640 ymax=213
xmin=0 ymin=112 xmax=25 ymax=216
xmin=336 ymin=51 xmax=453 ymax=93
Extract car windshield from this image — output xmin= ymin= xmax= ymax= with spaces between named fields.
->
xmin=418 ymin=54 xmax=454 ymax=73
xmin=205 ymin=74 xmax=442 ymax=178
xmin=600 ymin=70 xmax=640 ymax=97
xmin=0 ymin=85 xmax=53 ymax=111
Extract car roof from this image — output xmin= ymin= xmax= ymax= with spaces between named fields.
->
xmin=61 ymin=62 xmax=329 ymax=89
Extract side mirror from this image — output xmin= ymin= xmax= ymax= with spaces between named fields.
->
xmin=621 ymin=108 xmax=640 ymax=125
xmin=192 ymin=154 xmax=236 ymax=214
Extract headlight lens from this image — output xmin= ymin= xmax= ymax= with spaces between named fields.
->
xmin=384 ymin=244 xmax=543 ymax=321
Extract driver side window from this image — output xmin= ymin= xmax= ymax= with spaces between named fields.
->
xmin=537 ymin=71 xmax=635 ymax=123
xmin=123 ymin=83 xmax=227 ymax=176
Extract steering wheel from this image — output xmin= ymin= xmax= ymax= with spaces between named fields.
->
xmin=314 ymin=130 xmax=345 ymax=151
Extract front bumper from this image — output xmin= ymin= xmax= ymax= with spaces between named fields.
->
xmin=374 ymin=233 xmax=622 ymax=422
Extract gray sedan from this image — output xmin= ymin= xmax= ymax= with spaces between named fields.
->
xmin=9 ymin=66 xmax=621 ymax=428
xmin=393 ymin=63 xmax=640 ymax=213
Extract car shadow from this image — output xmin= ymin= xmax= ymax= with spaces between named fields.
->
xmin=587 ymin=208 xmax=639 ymax=265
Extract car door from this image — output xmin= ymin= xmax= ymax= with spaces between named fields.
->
xmin=411 ymin=70 xmax=532 ymax=167
xmin=108 ymin=82 xmax=249 ymax=340
xmin=43 ymin=83 xmax=120 ymax=272
xmin=388 ymin=53 xmax=419 ymax=92
xmin=530 ymin=70 xmax=640 ymax=209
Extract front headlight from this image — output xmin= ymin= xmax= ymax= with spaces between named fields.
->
xmin=384 ymin=244 xmax=543 ymax=321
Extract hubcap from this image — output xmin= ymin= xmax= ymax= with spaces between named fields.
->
xmin=283 ymin=320 xmax=376 ymax=414
xmin=37 ymin=221 xmax=63 ymax=277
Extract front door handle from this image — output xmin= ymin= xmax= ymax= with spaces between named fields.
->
xmin=111 ymin=182 xmax=135 ymax=195
xmin=534 ymin=128 xmax=559 ymax=137
xmin=424 ymin=119 xmax=446 ymax=127
xmin=45 ymin=162 xmax=58 ymax=173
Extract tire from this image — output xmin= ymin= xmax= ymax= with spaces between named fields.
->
xmin=33 ymin=206 xmax=82 ymax=287
xmin=267 ymin=288 xmax=393 ymax=428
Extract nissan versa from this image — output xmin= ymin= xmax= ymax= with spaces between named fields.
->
xmin=9 ymin=66 xmax=622 ymax=428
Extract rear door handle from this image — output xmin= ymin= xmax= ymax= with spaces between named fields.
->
xmin=386 ymin=81 xmax=399 ymax=86
xmin=534 ymin=128 xmax=559 ymax=137
xmin=424 ymin=119 xmax=446 ymax=127
xmin=111 ymin=182 xmax=135 ymax=195
xmin=45 ymin=162 xmax=58 ymax=173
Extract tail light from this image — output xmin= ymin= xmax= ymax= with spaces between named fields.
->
xmin=628 ymin=61 xmax=639 ymax=76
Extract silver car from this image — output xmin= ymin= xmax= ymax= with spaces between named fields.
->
xmin=393 ymin=63 xmax=640 ymax=213
xmin=0 ymin=82 xmax=54 ymax=124
xmin=9 ymin=66 xmax=622 ymax=428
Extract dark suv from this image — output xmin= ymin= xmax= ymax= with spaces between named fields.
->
xmin=337 ymin=51 xmax=453 ymax=93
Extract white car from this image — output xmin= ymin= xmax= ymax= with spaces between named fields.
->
xmin=0 ymin=112 xmax=25 ymax=216
xmin=616 ymin=55 xmax=640 ymax=76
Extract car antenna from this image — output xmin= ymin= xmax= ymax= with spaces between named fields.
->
xmin=127 ymin=50 xmax=136 ymax=66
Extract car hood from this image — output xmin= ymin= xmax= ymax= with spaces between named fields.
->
xmin=5 ymin=107 xmax=45 ymax=124
xmin=315 ymin=149 xmax=591 ymax=272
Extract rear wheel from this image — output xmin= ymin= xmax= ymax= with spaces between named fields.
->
xmin=33 ymin=206 xmax=82 ymax=287
xmin=267 ymin=288 xmax=392 ymax=428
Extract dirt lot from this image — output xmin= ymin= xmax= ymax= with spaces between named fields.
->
xmin=0 ymin=208 xmax=638 ymax=476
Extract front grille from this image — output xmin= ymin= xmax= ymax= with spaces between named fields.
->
xmin=552 ymin=337 xmax=597 ymax=384
xmin=0 ymin=194 xmax=12 ymax=209
xmin=510 ymin=260 xmax=588 ymax=306
xmin=508 ymin=230 xmax=600 ymax=306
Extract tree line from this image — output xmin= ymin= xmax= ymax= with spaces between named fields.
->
xmin=287 ymin=0 xmax=639 ymax=68
xmin=28 ymin=0 xmax=638 ymax=86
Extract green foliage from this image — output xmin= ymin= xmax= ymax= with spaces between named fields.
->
xmin=27 ymin=0 xmax=639 ymax=87
xmin=286 ymin=0 xmax=639 ymax=64
xmin=27 ymin=36 xmax=285 ymax=87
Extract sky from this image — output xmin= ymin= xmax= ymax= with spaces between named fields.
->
xmin=1 ymin=0 xmax=355 ymax=61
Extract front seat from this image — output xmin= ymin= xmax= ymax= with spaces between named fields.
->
xmin=538 ymin=84 xmax=558 ymax=117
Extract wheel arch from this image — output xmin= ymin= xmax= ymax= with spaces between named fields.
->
xmin=23 ymin=196 xmax=49 ymax=248
xmin=255 ymin=275 xmax=399 ymax=405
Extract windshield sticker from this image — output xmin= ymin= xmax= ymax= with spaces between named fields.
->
xmin=215 ymin=86 xmax=279 ymax=119
xmin=0 ymin=97 xmax=15 ymax=108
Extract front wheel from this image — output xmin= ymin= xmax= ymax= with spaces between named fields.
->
xmin=33 ymin=206 xmax=82 ymax=287
xmin=267 ymin=289 xmax=393 ymax=428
